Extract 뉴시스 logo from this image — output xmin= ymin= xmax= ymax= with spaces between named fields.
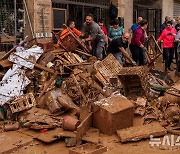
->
xmin=149 ymin=135 xmax=180 ymax=147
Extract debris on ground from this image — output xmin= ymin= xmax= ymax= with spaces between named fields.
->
xmin=0 ymin=28 xmax=179 ymax=154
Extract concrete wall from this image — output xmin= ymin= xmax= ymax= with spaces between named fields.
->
xmin=161 ymin=0 xmax=173 ymax=22
xmin=124 ymin=0 xmax=133 ymax=31
xmin=111 ymin=0 xmax=133 ymax=31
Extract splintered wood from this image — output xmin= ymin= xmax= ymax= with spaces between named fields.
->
xmin=9 ymin=93 xmax=36 ymax=113
xmin=118 ymin=66 xmax=149 ymax=96
xmin=94 ymin=54 xmax=122 ymax=82
xmin=116 ymin=123 xmax=167 ymax=142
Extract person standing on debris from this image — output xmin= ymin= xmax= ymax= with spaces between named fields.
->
xmin=108 ymin=18 xmax=124 ymax=42
xmin=129 ymin=19 xmax=148 ymax=66
xmin=107 ymin=32 xmax=135 ymax=66
xmin=131 ymin=16 xmax=143 ymax=34
xmin=81 ymin=14 xmax=106 ymax=60
xmin=158 ymin=20 xmax=177 ymax=72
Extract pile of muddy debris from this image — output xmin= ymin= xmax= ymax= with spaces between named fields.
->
xmin=0 ymin=34 xmax=180 ymax=153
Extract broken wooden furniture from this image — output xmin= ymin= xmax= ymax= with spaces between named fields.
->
xmin=118 ymin=66 xmax=149 ymax=97
xmin=9 ymin=93 xmax=36 ymax=113
xmin=94 ymin=53 xmax=123 ymax=85
xmin=36 ymin=41 xmax=54 ymax=52
xmin=164 ymin=87 xmax=180 ymax=105
xmin=57 ymin=25 xmax=90 ymax=53
xmin=146 ymin=35 xmax=163 ymax=67
xmin=92 ymin=95 xmax=134 ymax=135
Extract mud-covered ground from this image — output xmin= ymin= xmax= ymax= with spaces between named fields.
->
xmin=1 ymin=56 xmax=180 ymax=154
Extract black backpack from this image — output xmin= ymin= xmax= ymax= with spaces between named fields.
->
xmin=109 ymin=2 xmax=118 ymax=19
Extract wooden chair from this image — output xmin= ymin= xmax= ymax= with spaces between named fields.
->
xmin=145 ymin=35 xmax=163 ymax=68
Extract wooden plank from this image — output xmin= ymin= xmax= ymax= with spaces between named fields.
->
xmin=68 ymin=52 xmax=79 ymax=63
xmin=38 ymin=71 xmax=58 ymax=99
xmin=72 ymin=74 xmax=87 ymax=104
xmin=76 ymin=113 xmax=92 ymax=144
xmin=0 ymin=59 xmax=13 ymax=68
xmin=148 ymin=42 xmax=156 ymax=57
xmin=65 ymin=62 xmax=91 ymax=67
xmin=56 ymin=54 xmax=70 ymax=64
xmin=72 ymin=53 xmax=84 ymax=63
xmin=151 ymin=35 xmax=162 ymax=53
xmin=75 ymin=48 xmax=92 ymax=57
xmin=0 ymin=131 xmax=33 ymax=154
xmin=117 ymin=123 xmax=167 ymax=142
xmin=35 ymin=128 xmax=76 ymax=143
xmin=82 ymin=128 xmax=100 ymax=144
xmin=35 ymin=63 xmax=55 ymax=74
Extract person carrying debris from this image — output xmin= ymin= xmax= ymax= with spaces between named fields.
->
xmin=59 ymin=20 xmax=81 ymax=40
xmin=81 ymin=14 xmax=106 ymax=60
xmin=129 ymin=19 xmax=148 ymax=66
xmin=107 ymin=32 xmax=135 ymax=66
xmin=157 ymin=20 xmax=177 ymax=72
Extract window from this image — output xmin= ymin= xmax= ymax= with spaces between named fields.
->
xmin=52 ymin=8 xmax=67 ymax=30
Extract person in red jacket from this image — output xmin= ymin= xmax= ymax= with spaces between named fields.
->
xmin=130 ymin=19 xmax=148 ymax=66
xmin=158 ymin=20 xmax=177 ymax=72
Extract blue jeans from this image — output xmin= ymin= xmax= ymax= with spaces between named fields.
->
xmin=113 ymin=52 xmax=124 ymax=65
xmin=92 ymin=41 xmax=105 ymax=60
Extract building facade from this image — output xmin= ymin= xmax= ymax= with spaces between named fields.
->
xmin=1 ymin=0 xmax=180 ymax=52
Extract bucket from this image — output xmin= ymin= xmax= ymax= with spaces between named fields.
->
xmin=63 ymin=116 xmax=80 ymax=131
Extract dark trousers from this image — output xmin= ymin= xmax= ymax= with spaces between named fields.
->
xmin=163 ymin=48 xmax=174 ymax=70
xmin=130 ymin=44 xmax=145 ymax=66
xmin=174 ymin=42 xmax=178 ymax=64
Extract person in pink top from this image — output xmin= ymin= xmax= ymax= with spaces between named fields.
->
xmin=158 ymin=20 xmax=177 ymax=72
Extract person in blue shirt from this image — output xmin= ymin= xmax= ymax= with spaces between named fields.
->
xmin=131 ymin=17 xmax=143 ymax=33
xmin=160 ymin=16 xmax=171 ymax=33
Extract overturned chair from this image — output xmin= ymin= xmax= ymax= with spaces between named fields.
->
xmin=56 ymin=25 xmax=90 ymax=53
xmin=144 ymin=35 xmax=163 ymax=68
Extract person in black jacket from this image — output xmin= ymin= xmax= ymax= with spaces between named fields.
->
xmin=107 ymin=32 xmax=135 ymax=66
